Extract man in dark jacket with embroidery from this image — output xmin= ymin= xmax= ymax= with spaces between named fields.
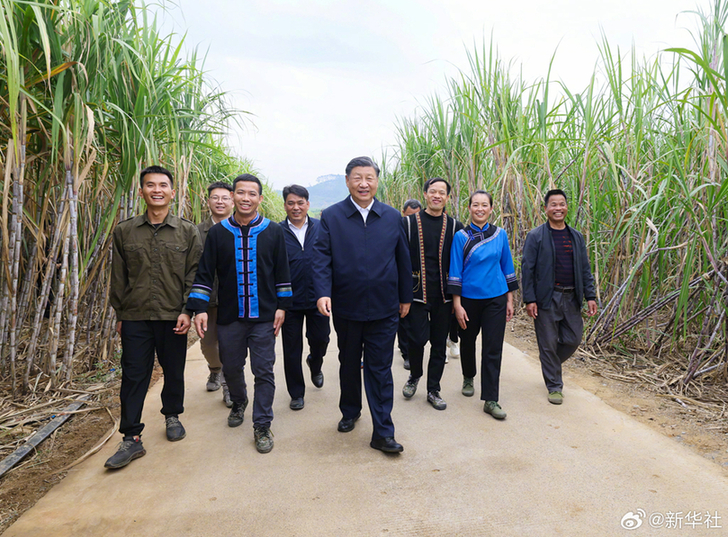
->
xmin=188 ymin=174 xmax=292 ymax=454
xmin=521 ymin=189 xmax=598 ymax=405
xmin=280 ymin=184 xmax=330 ymax=411
xmin=401 ymin=178 xmax=463 ymax=411
xmin=312 ymin=156 xmax=412 ymax=454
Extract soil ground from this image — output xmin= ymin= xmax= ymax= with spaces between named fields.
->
xmin=1 ymin=319 xmax=726 ymax=534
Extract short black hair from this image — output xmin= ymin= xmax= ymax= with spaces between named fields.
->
xmin=345 ymin=156 xmax=380 ymax=177
xmin=423 ymin=177 xmax=451 ymax=195
xmin=544 ymin=189 xmax=568 ymax=205
xmin=207 ymin=181 xmax=233 ymax=196
xmin=282 ymin=184 xmax=310 ymax=202
xmin=140 ymin=166 xmax=173 ymax=188
xmin=233 ymin=174 xmax=263 ymax=195
xmin=468 ymin=190 xmax=493 ymax=206
xmin=403 ymin=199 xmax=422 ymax=212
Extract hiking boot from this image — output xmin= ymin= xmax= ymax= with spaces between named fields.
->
xmin=165 ymin=415 xmax=186 ymax=441
xmin=228 ymin=397 xmax=248 ymax=427
xmin=548 ymin=391 xmax=564 ymax=405
xmin=427 ymin=391 xmax=447 ymax=410
xmin=104 ymin=437 xmax=146 ymax=469
xmin=402 ymin=376 xmax=419 ymax=399
xmin=403 ymin=358 xmax=410 ymax=370
xmin=222 ymin=384 xmax=233 ymax=408
xmin=447 ymin=338 xmax=460 ymax=359
xmin=483 ymin=401 xmax=507 ymax=420
xmin=206 ymin=370 xmax=222 ymax=391
xmin=462 ymin=377 xmax=475 ymax=397
xmin=254 ymin=425 xmax=274 ymax=453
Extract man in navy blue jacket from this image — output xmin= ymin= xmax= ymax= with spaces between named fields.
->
xmin=312 ymin=156 xmax=413 ymax=454
xmin=280 ymin=184 xmax=330 ymax=411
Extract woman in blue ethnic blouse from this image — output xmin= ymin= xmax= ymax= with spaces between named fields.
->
xmin=447 ymin=190 xmax=519 ymax=420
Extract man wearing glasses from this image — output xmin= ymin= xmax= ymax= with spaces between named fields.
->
xmin=198 ymin=182 xmax=235 ymax=404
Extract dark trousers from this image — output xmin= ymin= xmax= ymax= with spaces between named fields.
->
xmin=281 ymin=308 xmax=330 ymax=399
xmin=407 ymin=300 xmax=450 ymax=392
xmin=449 ymin=312 xmax=459 ymax=343
xmin=533 ymin=289 xmax=584 ymax=391
xmin=217 ymin=321 xmax=276 ymax=428
xmin=397 ymin=316 xmax=411 ymax=359
xmin=459 ymin=294 xmax=507 ymax=401
xmin=119 ymin=320 xmax=187 ymax=437
xmin=333 ymin=313 xmax=398 ymax=441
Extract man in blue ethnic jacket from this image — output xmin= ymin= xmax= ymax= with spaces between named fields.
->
xmin=279 ymin=184 xmax=330 ymax=411
xmin=312 ymin=156 xmax=413 ymax=454
xmin=188 ymin=174 xmax=292 ymax=454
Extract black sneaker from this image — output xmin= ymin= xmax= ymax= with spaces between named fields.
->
xmin=427 ymin=391 xmax=447 ymax=410
xmin=104 ymin=437 xmax=146 ymax=469
xmin=165 ymin=415 xmax=186 ymax=441
xmin=254 ymin=425 xmax=274 ymax=453
xmin=228 ymin=401 xmax=246 ymax=427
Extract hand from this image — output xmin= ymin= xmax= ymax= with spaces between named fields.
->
xmin=194 ymin=312 xmax=208 ymax=339
xmin=174 ymin=313 xmax=191 ymax=335
xmin=317 ymin=297 xmax=332 ymax=317
xmin=116 ymin=321 xmax=122 ymax=336
xmin=399 ymin=303 xmax=410 ymax=318
xmin=587 ymin=300 xmax=598 ymax=317
xmin=273 ymin=309 xmax=286 ymax=336
xmin=506 ymin=300 xmax=514 ymax=323
xmin=526 ymin=303 xmax=538 ymax=319
xmin=455 ymin=304 xmax=469 ymax=330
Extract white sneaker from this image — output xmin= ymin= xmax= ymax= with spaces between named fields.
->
xmin=447 ymin=338 xmax=460 ymax=359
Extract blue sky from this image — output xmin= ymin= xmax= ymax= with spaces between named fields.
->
xmin=157 ymin=0 xmax=699 ymax=187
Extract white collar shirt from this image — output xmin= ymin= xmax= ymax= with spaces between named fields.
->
xmin=350 ymin=197 xmax=375 ymax=224
xmin=287 ymin=217 xmax=309 ymax=247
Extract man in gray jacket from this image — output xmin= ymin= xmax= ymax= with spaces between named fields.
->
xmin=521 ymin=189 xmax=597 ymax=405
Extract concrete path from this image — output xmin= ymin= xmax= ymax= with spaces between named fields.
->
xmin=5 ymin=335 xmax=727 ymax=537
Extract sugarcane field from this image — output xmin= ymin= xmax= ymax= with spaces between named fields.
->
xmin=1 ymin=0 xmax=727 ymax=535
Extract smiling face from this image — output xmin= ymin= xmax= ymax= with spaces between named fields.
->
xmin=207 ymin=187 xmax=234 ymax=220
xmin=346 ymin=166 xmax=378 ymax=207
xmin=545 ymin=194 xmax=568 ymax=228
xmin=424 ymin=180 xmax=449 ymax=215
xmin=468 ymin=193 xmax=493 ymax=227
xmin=285 ymin=193 xmax=310 ymax=226
xmin=139 ymin=173 xmax=175 ymax=209
xmin=233 ymin=180 xmax=262 ymax=222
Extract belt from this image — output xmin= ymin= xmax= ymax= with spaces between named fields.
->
xmin=555 ymin=286 xmax=575 ymax=294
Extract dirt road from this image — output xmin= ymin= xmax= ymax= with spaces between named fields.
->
xmin=5 ymin=336 xmax=727 ymax=536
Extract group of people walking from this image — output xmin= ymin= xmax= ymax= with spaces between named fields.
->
xmin=104 ymin=156 xmax=597 ymax=469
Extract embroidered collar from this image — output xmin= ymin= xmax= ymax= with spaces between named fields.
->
xmin=229 ymin=213 xmax=263 ymax=228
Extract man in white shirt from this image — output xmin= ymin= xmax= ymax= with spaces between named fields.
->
xmin=279 ymin=185 xmax=330 ymax=410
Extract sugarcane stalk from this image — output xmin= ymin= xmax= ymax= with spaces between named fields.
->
xmin=8 ymin=95 xmax=27 ymax=397
xmin=23 ymin=186 xmax=68 ymax=391
xmin=47 ymin=166 xmax=72 ymax=387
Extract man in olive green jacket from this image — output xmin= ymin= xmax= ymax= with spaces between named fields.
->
xmin=197 ymin=181 xmax=234 ymax=402
xmin=105 ymin=165 xmax=202 ymax=470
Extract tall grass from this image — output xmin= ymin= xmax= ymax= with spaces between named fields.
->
xmin=0 ymin=0 xmax=283 ymax=396
xmin=381 ymin=2 xmax=728 ymax=390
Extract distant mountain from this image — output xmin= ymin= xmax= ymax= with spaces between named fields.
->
xmin=307 ymin=175 xmax=347 ymax=210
